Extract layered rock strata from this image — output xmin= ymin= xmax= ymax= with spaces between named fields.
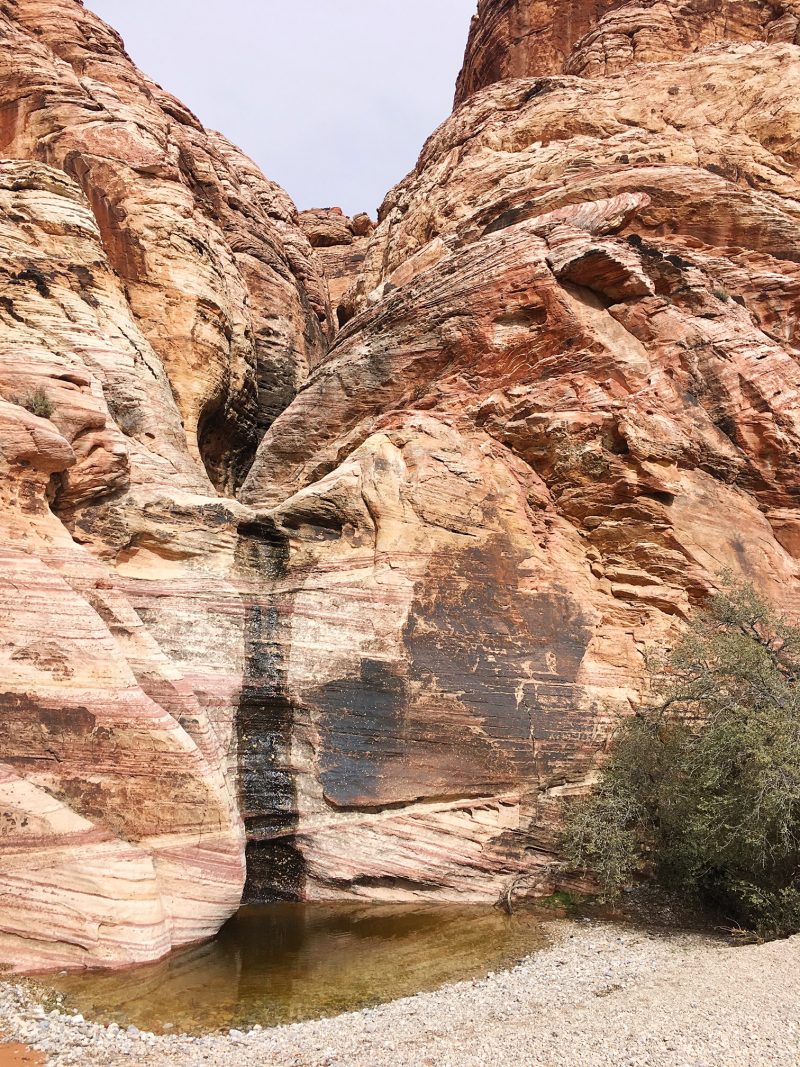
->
xmin=0 ymin=0 xmax=331 ymax=492
xmin=239 ymin=0 xmax=800 ymax=900
xmin=455 ymin=0 xmax=800 ymax=102
xmin=298 ymin=208 xmax=376 ymax=322
xmin=2 ymin=0 xmax=800 ymax=969
xmin=0 ymin=0 xmax=330 ymax=971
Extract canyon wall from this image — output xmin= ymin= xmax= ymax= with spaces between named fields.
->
xmin=298 ymin=208 xmax=375 ymax=322
xmin=1 ymin=0 xmax=800 ymax=971
xmin=241 ymin=0 xmax=800 ymax=903
xmin=455 ymin=0 xmax=800 ymax=102
xmin=0 ymin=0 xmax=331 ymax=971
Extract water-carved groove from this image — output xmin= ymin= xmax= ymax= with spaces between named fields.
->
xmin=235 ymin=520 xmax=307 ymax=902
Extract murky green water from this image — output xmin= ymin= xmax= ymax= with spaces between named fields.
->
xmin=47 ymin=903 xmax=552 ymax=1034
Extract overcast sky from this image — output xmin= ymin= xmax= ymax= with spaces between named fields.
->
xmin=86 ymin=1 xmax=477 ymax=217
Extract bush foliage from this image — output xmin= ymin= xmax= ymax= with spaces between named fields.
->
xmin=19 ymin=384 xmax=54 ymax=419
xmin=564 ymin=577 xmax=800 ymax=937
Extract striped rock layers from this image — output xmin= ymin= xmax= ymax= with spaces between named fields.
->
xmin=0 ymin=0 xmax=330 ymax=971
xmin=239 ymin=1 xmax=800 ymax=901
xmin=2 ymin=0 xmax=800 ymax=969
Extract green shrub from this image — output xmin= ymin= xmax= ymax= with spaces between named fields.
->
xmin=18 ymin=384 xmax=54 ymax=419
xmin=564 ymin=576 xmax=800 ymax=938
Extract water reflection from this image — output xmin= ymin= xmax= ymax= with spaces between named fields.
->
xmin=49 ymin=903 xmax=551 ymax=1033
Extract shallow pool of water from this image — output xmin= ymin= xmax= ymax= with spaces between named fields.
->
xmin=47 ymin=903 xmax=552 ymax=1034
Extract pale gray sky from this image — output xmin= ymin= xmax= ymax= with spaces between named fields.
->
xmin=86 ymin=1 xmax=477 ymax=217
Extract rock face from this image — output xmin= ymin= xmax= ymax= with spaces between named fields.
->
xmin=240 ymin=0 xmax=800 ymax=902
xmin=298 ymin=208 xmax=376 ymax=322
xmin=0 ymin=0 xmax=332 ymax=494
xmin=455 ymin=0 xmax=623 ymax=102
xmin=0 ymin=0 xmax=330 ymax=972
xmin=455 ymin=0 xmax=800 ymax=102
xmin=2 ymin=0 xmax=800 ymax=970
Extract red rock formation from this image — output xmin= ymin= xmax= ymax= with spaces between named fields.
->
xmin=0 ymin=1 xmax=331 ymax=971
xmin=455 ymin=0 xmax=623 ymax=101
xmin=299 ymin=208 xmax=376 ymax=323
xmin=240 ymin=0 xmax=800 ymax=900
xmin=3 ymin=0 xmax=800 ymax=967
xmin=0 ymin=0 xmax=331 ymax=493
xmin=455 ymin=0 xmax=800 ymax=101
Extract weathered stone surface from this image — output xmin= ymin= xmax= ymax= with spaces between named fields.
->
xmin=4 ymin=0 xmax=800 ymax=963
xmin=0 ymin=157 xmax=252 ymax=972
xmin=455 ymin=0 xmax=800 ymax=102
xmin=239 ymin=3 xmax=800 ymax=900
xmin=566 ymin=0 xmax=800 ymax=77
xmin=299 ymin=208 xmax=376 ymax=323
xmin=0 ymin=2 xmax=331 ymax=972
xmin=455 ymin=0 xmax=623 ymax=102
xmin=0 ymin=0 xmax=331 ymax=493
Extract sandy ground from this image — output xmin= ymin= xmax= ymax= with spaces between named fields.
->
xmin=0 ymin=1038 xmax=43 ymax=1066
xmin=1 ymin=921 xmax=798 ymax=1066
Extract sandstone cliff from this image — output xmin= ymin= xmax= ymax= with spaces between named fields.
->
xmin=1 ymin=0 xmax=800 ymax=972
xmin=298 ymin=208 xmax=375 ymax=322
xmin=0 ymin=0 xmax=330 ymax=971
xmin=241 ymin=0 xmax=800 ymax=904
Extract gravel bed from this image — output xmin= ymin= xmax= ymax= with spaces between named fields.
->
xmin=1 ymin=920 xmax=798 ymax=1066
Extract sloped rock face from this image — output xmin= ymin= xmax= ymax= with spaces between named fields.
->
xmin=0 ymin=0 xmax=331 ymax=494
xmin=455 ymin=0 xmax=800 ymax=102
xmin=3 ymin=0 xmax=800 ymax=968
xmin=0 ymin=158 xmax=245 ymax=973
xmin=455 ymin=0 xmax=623 ymax=102
xmin=240 ymin=1 xmax=800 ymax=900
xmin=0 ymin=1 xmax=331 ymax=972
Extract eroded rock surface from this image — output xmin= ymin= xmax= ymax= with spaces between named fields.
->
xmin=455 ymin=0 xmax=800 ymax=101
xmin=240 ymin=0 xmax=800 ymax=901
xmin=298 ymin=208 xmax=376 ymax=325
xmin=2 ymin=0 xmax=800 ymax=966
xmin=0 ymin=0 xmax=331 ymax=493
xmin=0 ymin=0 xmax=331 ymax=972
